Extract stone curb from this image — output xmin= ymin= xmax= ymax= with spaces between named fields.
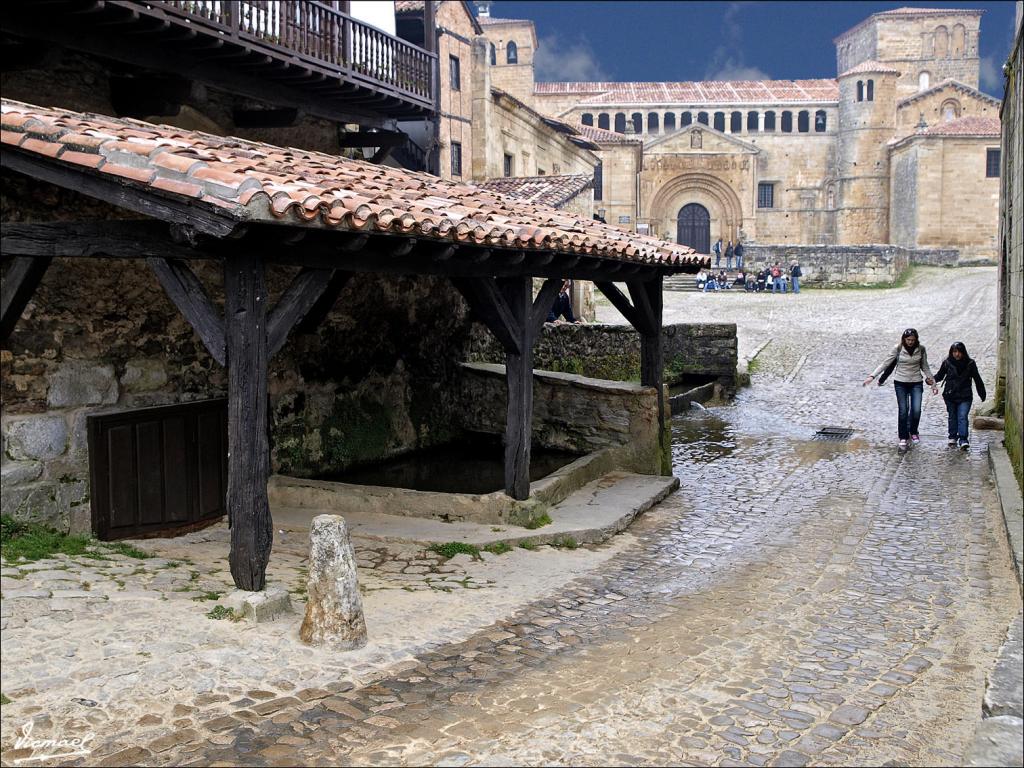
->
xmin=988 ymin=443 xmax=1023 ymax=591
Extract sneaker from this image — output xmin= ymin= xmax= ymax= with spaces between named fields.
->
xmin=960 ymin=440 xmax=970 ymax=451
xmin=911 ymin=434 xmax=921 ymax=444
xmin=898 ymin=439 xmax=909 ymax=450
xmin=947 ymin=438 xmax=957 ymax=447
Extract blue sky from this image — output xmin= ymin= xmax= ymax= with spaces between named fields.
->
xmin=485 ymin=1 xmax=1016 ymax=96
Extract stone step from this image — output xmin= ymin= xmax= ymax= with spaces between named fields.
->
xmin=271 ymin=471 xmax=679 ymax=549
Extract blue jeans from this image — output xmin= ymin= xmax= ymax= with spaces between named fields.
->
xmin=945 ymin=397 xmax=972 ymax=441
xmin=736 ymin=256 xmax=743 ymax=270
xmin=894 ymin=381 xmax=923 ymax=440
xmin=791 ymin=275 xmax=800 ymax=293
xmin=772 ymin=277 xmax=785 ymax=293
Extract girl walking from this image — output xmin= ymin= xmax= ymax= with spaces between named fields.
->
xmin=933 ymin=341 xmax=986 ymax=450
xmin=863 ymin=328 xmax=936 ymax=451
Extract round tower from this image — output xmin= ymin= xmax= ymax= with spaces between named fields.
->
xmin=835 ymin=63 xmax=899 ymax=244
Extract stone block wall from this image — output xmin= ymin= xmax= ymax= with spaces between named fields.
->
xmin=466 ymin=322 xmax=738 ymax=390
xmin=744 ymin=243 xmax=962 ymax=285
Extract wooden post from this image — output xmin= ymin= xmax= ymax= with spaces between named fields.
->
xmin=634 ymin=276 xmax=669 ymax=475
xmin=0 ymin=256 xmax=51 ymax=343
xmin=224 ymin=253 xmax=272 ymax=591
xmin=501 ymin=276 xmax=532 ymax=499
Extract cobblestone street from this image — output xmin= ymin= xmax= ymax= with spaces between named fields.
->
xmin=4 ymin=268 xmax=1020 ymax=767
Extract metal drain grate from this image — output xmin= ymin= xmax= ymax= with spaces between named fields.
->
xmin=813 ymin=426 xmax=855 ymax=441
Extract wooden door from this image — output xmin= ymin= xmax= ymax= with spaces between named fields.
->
xmin=88 ymin=399 xmax=228 ymax=540
xmin=676 ymin=203 xmax=711 ymax=254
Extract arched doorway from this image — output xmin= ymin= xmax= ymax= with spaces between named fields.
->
xmin=677 ymin=203 xmax=711 ymax=253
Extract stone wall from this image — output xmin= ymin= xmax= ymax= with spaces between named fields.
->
xmin=436 ymin=0 xmax=478 ymax=181
xmin=743 ymin=243 xmax=946 ymax=285
xmin=466 ymin=322 xmax=738 ymax=390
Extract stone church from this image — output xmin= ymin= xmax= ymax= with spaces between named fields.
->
xmin=479 ymin=5 xmax=1002 ymax=262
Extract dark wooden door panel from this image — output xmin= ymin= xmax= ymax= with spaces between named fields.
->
xmin=89 ymin=399 xmax=228 ymax=540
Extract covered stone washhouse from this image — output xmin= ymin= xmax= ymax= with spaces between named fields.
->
xmin=0 ymin=99 xmax=705 ymax=590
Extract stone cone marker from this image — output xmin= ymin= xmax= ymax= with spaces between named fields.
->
xmin=300 ymin=514 xmax=368 ymax=649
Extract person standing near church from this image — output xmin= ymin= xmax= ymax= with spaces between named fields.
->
xmin=725 ymin=240 xmax=734 ymax=270
xmin=713 ymin=237 xmax=723 ymax=267
xmin=790 ymin=261 xmax=802 ymax=294
xmin=734 ymin=240 xmax=744 ymax=271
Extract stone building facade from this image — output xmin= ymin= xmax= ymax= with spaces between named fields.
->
xmin=500 ymin=6 xmax=1003 ymax=261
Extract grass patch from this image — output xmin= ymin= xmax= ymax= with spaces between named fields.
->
xmin=0 ymin=693 xmax=11 ymax=706
xmin=191 ymin=590 xmax=223 ymax=602
xmin=206 ymin=605 xmax=243 ymax=622
xmin=428 ymin=542 xmax=480 ymax=560
xmin=550 ymin=536 xmax=579 ymax=550
xmin=747 ymin=356 xmax=762 ymax=374
xmin=78 ymin=551 xmax=112 ymax=561
xmin=518 ymin=539 xmax=538 ymax=551
xmin=524 ymin=512 xmax=552 ymax=530
xmin=1 ymin=515 xmax=92 ymax=562
xmin=103 ymin=542 xmax=151 ymax=560
xmin=482 ymin=541 xmax=512 ymax=556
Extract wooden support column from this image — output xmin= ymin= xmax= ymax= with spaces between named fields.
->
xmin=0 ymin=256 xmax=51 ymax=343
xmin=224 ymin=253 xmax=272 ymax=592
xmin=631 ymin=276 xmax=668 ymax=475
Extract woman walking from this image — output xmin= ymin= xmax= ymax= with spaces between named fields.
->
xmin=933 ymin=341 xmax=986 ymax=450
xmin=863 ymin=328 xmax=936 ymax=451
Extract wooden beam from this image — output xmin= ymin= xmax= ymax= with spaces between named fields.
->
xmin=0 ymin=256 xmax=51 ymax=343
xmin=530 ymin=278 xmax=564 ymax=336
xmin=224 ymin=253 xmax=273 ymax=591
xmin=295 ymin=270 xmax=353 ymax=335
xmin=636 ymin=276 xmax=668 ymax=475
xmin=500 ymin=275 xmax=533 ymax=500
xmin=450 ymin=277 xmax=521 ymax=355
xmin=266 ymin=267 xmax=335 ymax=357
xmin=2 ymin=221 xmax=216 ymax=260
xmin=594 ymin=281 xmax=643 ymax=331
xmin=1 ymin=152 xmax=243 ymax=238
xmin=147 ymin=258 xmax=226 ymax=366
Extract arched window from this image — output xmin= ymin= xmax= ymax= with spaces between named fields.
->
xmin=631 ymin=112 xmax=643 ymax=133
xmin=490 ymin=43 xmax=496 ymax=66
xmin=764 ymin=111 xmax=776 ymax=131
xmin=866 ymin=80 xmax=874 ymax=101
xmin=648 ymin=112 xmax=660 ymax=133
xmin=856 ymin=80 xmax=864 ymax=102
xmin=506 ymin=40 xmax=518 ymax=64
xmin=697 ymin=111 xmax=709 ymax=125
xmin=781 ymin=110 xmax=793 ymax=132
xmin=814 ymin=110 xmax=827 ymax=132
xmin=581 ymin=113 xmax=594 ymax=126
xmin=952 ymin=24 xmax=965 ymax=57
xmin=713 ymin=111 xmax=725 ymax=131
xmin=919 ymin=71 xmax=930 ymax=91
xmin=664 ymin=112 xmax=676 ymax=131
xmin=597 ymin=113 xmax=610 ymax=130
xmin=730 ymin=111 xmax=743 ymax=132
xmin=614 ymin=112 xmax=626 ymax=133
xmin=941 ymin=99 xmax=961 ymax=122
xmin=747 ymin=110 xmax=759 ymax=131
xmin=681 ymin=112 xmax=692 ymax=127
xmin=934 ymin=26 xmax=948 ymax=58
xmin=797 ymin=110 xmax=810 ymax=132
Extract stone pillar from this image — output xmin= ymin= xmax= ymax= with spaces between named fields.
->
xmin=300 ymin=514 xmax=367 ymax=650
xmin=758 ymin=112 xmax=765 ymax=132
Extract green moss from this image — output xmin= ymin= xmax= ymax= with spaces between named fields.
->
xmin=191 ymin=590 xmax=223 ymax=602
xmin=206 ymin=605 xmax=244 ymax=622
xmin=103 ymin=542 xmax=151 ymax=560
xmin=545 ymin=354 xmax=641 ymax=382
xmin=550 ymin=536 xmax=578 ymax=550
xmin=0 ymin=693 xmax=11 ymax=706
xmin=523 ymin=512 xmax=552 ymax=530
xmin=1 ymin=515 xmax=91 ymax=561
xmin=518 ymin=539 xmax=538 ymax=550
xmin=429 ymin=542 xmax=481 ymax=560
xmin=320 ymin=397 xmax=396 ymax=471
xmin=483 ymin=541 xmax=512 ymax=555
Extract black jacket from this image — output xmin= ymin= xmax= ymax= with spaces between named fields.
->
xmin=934 ymin=357 xmax=986 ymax=402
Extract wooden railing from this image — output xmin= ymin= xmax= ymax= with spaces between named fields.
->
xmin=142 ymin=1 xmax=435 ymax=105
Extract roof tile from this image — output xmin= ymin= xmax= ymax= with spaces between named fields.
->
xmin=536 ymin=79 xmax=838 ymax=105
xmin=0 ymin=98 xmax=704 ymax=269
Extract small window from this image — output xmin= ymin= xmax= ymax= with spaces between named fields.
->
xmin=781 ymin=111 xmax=793 ymax=132
xmin=489 ymin=43 xmax=496 ymax=66
xmin=503 ymin=153 xmax=514 ymax=177
xmin=593 ymin=160 xmax=603 ymax=201
xmin=450 ymin=141 xmax=462 ymax=177
xmin=758 ymin=182 xmax=775 ymax=209
xmin=680 ymin=112 xmax=692 ymax=127
xmin=631 ymin=112 xmax=643 ymax=133
xmin=713 ymin=111 xmax=725 ymax=131
xmin=598 ymin=113 xmax=610 ymax=130
xmin=648 ymin=112 xmax=659 ymax=133
xmin=747 ymin=110 xmax=759 ymax=131
xmin=614 ymin=113 xmax=626 ymax=133
xmin=449 ymin=55 xmax=461 ymax=91
xmin=797 ymin=110 xmax=809 ymax=133
xmin=665 ymin=112 xmax=677 ymax=131
xmin=866 ymin=79 xmax=874 ymax=101
xmin=506 ymin=41 xmax=518 ymax=64
xmin=815 ymin=110 xmax=827 ymax=132
xmin=582 ymin=113 xmax=594 ymax=126
xmin=986 ymin=148 xmax=1000 ymax=178
xmin=537 ymin=168 xmax=546 ymax=176
xmin=857 ymin=80 xmax=864 ymax=102
xmin=764 ymin=111 xmax=776 ymax=131
xmin=697 ymin=111 xmax=709 ymax=125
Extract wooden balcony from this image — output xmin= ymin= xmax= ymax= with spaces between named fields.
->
xmin=2 ymin=0 xmax=438 ymax=123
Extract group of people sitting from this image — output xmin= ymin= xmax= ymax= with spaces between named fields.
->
xmin=696 ymin=261 xmax=803 ymax=294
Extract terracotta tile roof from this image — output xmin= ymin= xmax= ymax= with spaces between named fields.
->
xmin=477 ymin=16 xmax=529 ymax=24
xmin=838 ymin=60 xmax=902 ymax=77
xmin=576 ymin=123 xmax=643 ymax=145
xmin=1 ymin=100 xmax=702 ymax=269
xmin=876 ymin=6 xmax=982 ymax=16
xmin=920 ymin=116 xmax=1001 ymax=136
xmin=476 ymin=175 xmax=593 ymax=208
xmin=394 ymin=0 xmax=424 ymax=12
xmin=490 ymin=89 xmax=600 ymax=150
xmin=536 ymin=79 xmax=839 ymax=106
xmin=897 ymin=79 xmax=1001 ymax=108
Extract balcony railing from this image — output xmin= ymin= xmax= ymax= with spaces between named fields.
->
xmin=128 ymin=1 xmax=436 ymax=109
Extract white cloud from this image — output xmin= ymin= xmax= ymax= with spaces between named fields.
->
xmin=704 ymin=1 xmax=772 ymax=82
xmin=534 ymin=35 xmax=608 ymax=82
xmin=979 ymin=53 xmax=1003 ymax=95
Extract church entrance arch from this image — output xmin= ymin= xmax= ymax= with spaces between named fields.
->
xmin=676 ymin=203 xmax=710 ymax=253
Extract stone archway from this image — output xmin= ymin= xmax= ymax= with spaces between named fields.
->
xmin=676 ymin=203 xmax=710 ymax=253
xmin=647 ymin=173 xmax=745 ymax=245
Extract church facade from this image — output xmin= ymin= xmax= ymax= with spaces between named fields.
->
xmin=481 ymin=6 xmax=1002 ymax=261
